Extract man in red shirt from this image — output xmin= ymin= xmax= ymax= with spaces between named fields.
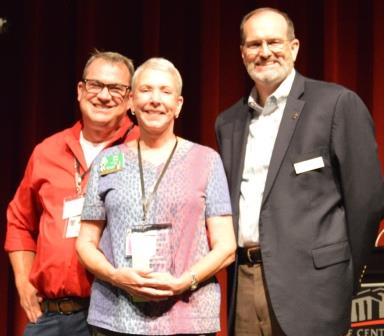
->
xmin=5 ymin=50 xmax=139 ymax=336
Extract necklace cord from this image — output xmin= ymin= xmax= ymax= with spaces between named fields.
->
xmin=137 ymin=137 xmax=178 ymax=222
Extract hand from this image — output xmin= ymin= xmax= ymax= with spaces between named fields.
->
xmin=111 ymin=268 xmax=175 ymax=301
xmin=145 ymin=272 xmax=189 ymax=296
xmin=16 ymin=280 xmax=43 ymax=323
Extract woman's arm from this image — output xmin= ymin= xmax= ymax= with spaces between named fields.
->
xmin=149 ymin=215 xmax=236 ymax=294
xmin=186 ymin=215 xmax=236 ymax=284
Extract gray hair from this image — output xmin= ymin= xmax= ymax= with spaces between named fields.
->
xmin=240 ymin=7 xmax=296 ymax=45
xmin=131 ymin=57 xmax=183 ymax=95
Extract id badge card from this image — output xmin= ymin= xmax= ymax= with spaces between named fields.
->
xmin=62 ymin=196 xmax=85 ymax=238
xmin=65 ymin=215 xmax=82 ymax=238
xmin=128 ymin=223 xmax=172 ymax=272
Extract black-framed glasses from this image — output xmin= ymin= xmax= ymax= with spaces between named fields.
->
xmin=83 ymin=79 xmax=130 ymax=98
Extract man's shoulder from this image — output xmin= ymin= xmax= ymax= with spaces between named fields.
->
xmin=302 ymin=78 xmax=366 ymax=111
xmin=295 ymin=74 xmax=368 ymax=115
xmin=34 ymin=122 xmax=79 ymax=152
xmin=217 ymin=97 xmax=249 ymax=123
xmin=299 ymin=74 xmax=355 ymax=98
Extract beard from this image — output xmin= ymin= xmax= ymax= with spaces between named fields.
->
xmin=245 ymin=59 xmax=293 ymax=87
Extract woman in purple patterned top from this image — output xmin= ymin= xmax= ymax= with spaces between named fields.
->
xmin=76 ymin=58 xmax=236 ymax=336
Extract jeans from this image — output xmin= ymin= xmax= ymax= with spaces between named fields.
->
xmin=24 ymin=310 xmax=91 ymax=336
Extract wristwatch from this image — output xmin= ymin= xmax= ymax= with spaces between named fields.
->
xmin=189 ymin=271 xmax=198 ymax=291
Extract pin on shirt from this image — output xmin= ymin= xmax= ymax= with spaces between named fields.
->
xmin=99 ymin=152 xmax=125 ymax=175
xmin=291 ymin=112 xmax=300 ymax=120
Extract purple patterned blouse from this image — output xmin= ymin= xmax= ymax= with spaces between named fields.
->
xmin=81 ymin=139 xmax=232 ymax=335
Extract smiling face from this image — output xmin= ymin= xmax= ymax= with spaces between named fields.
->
xmin=241 ymin=10 xmax=299 ymax=92
xmin=77 ymin=58 xmax=131 ymax=130
xmin=130 ymin=68 xmax=183 ymax=138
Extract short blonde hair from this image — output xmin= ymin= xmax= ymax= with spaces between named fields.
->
xmin=131 ymin=57 xmax=183 ymax=95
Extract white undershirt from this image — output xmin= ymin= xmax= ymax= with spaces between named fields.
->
xmin=238 ymin=69 xmax=296 ymax=247
xmin=79 ymin=131 xmax=109 ymax=168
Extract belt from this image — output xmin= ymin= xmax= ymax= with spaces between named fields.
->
xmin=40 ymin=297 xmax=89 ymax=315
xmin=237 ymin=246 xmax=262 ymax=265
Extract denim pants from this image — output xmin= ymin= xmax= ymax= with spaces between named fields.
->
xmin=24 ymin=310 xmax=91 ymax=336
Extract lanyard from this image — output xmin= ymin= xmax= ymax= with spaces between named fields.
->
xmin=74 ymin=158 xmax=89 ymax=194
xmin=137 ymin=137 xmax=178 ymax=223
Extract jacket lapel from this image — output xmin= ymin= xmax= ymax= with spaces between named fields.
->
xmin=222 ymin=101 xmax=251 ymax=237
xmin=231 ymin=112 xmax=251 ymax=199
xmin=261 ymin=73 xmax=306 ymax=206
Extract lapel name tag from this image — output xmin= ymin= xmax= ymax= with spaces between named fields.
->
xmin=294 ymin=156 xmax=325 ymax=174
xmin=99 ymin=152 xmax=124 ymax=176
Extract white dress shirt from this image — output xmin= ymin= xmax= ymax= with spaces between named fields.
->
xmin=238 ymin=69 xmax=296 ymax=247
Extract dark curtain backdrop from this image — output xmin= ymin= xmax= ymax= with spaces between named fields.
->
xmin=1 ymin=1 xmax=383 ymax=335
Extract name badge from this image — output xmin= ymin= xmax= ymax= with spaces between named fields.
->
xmin=128 ymin=223 xmax=172 ymax=272
xmin=62 ymin=196 xmax=85 ymax=219
xmin=99 ymin=152 xmax=124 ymax=176
xmin=294 ymin=156 xmax=325 ymax=174
xmin=63 ymin=196 xmax=85 ymax=238
xmin=65 ymin=215 xmax=81 ymax=238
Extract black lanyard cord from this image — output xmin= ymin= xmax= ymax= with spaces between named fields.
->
xmin=137 ymin=137 xmax=178 ymax=222
xmin=74 ymin=157 xmax=90 ymax=194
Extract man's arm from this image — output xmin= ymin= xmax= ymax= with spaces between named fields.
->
xmin=6 ymin=149 xmax=43 ymax=322
xmin=9 ymin=251 xmax=42 ymax=322
xmin=332 ymin=89 xmax=384 ymax=290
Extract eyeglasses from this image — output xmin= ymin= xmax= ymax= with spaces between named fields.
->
xmin=82 ymin=79 xmax=130 ymax=98
xmin=243 ymin=39 xmax=290 ymax=53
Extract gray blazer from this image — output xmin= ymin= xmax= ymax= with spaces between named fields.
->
xmin=215 ymin=72 xmax=384 ymax=336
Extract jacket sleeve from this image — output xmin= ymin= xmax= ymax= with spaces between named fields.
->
xmin=214 ymin=115 xmax=223 ymax=153
xmin=331 ymin=89 xmax=384 ymax=288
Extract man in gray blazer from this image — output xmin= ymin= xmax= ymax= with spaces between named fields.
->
xmin=215 ymin=7 xmax=384 ymax=336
